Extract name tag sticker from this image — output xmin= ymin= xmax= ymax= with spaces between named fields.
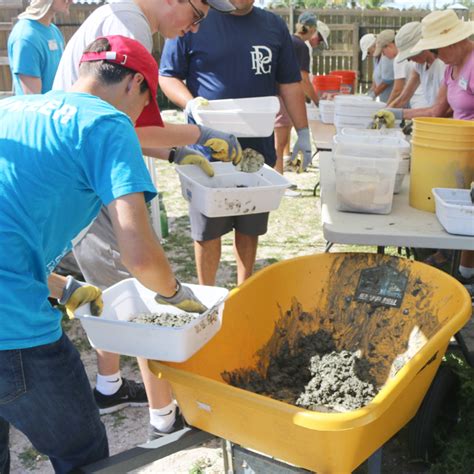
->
xmin=48 ymin=40 xmax=58 ymax=51
xmin=459 ymin=77 xmax=468 ymax=91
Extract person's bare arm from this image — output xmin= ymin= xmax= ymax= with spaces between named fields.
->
xmin=48 ymin=273 xmax=68 ymax=299
xmin=135 ymin=123 xmax=201 ymax=149
xmin=279 ymin=82 xmax=308 ymax=130
xmin=386 ymin=78 xmax=405 ymax=105
xmin=372 ymin=81 xmax=390 ymax=98
xmin=403 ymin=84 xmax=450 ymax=120
xmin=108 ymin=193 xmax=176 ymax=297
xmin=18 ymin=74 xmax=42 ymax=94
xmin=159 ymin=76 xmax=194 ymax=109
xmin=388 ymin=70 xmax=420 ymax=108
xmin=300 ymin=70 xmax=318 ymax=106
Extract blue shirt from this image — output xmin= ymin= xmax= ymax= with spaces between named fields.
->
xmin=373 ymin=55 xmax=394 ymax=104
xmin=8 ymin=19 xmax=64 ymax=94
xmin=0 ymin=91 xmax=156 ymax=349
xmin=160 ymin=7 xmax=301 ymax=166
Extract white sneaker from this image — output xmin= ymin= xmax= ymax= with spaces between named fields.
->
xmin=284 ymin=189 xmax=301 ymax=198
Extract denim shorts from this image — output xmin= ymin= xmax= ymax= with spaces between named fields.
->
xmin=0 ymin=333 xmax=108 ymax=473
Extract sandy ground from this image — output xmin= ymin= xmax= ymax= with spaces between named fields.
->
xmin=8 ymin=110 xmax=474 ymax=473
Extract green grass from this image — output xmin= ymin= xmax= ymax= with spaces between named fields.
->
xmin=18 ymin=447 xmax=47 ymax=470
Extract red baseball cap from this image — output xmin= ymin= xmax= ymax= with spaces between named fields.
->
xmin=80 ymin=35 xmax=164 ymax=128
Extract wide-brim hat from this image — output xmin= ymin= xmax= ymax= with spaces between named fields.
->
xmin=412 ymin=10 xmax=473 ymax=52
xmin=205 ymin=0 xmax=235 ymax=13
xmin=360 ymin=33 xmax=376 ymax=61
xmin=374 ymin=29 xmax=395 ymax=57
xmin=396 ymin=21 xmax=422 ymax=63
xmin=18 ymin=0 xmax=54 ymax=20
xmin=80 ymin=35 xmax=164 ymax=128
xmin=317 ymin=20 xmax=330 ymax=48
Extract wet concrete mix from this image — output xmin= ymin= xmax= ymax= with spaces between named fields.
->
xmin=129 ymin=312 xmax=195 ymax=327
xmin=223 ymin=331 xmax=378 ymax=412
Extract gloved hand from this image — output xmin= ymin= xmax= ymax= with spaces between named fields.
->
xmin=155 ymin=280 xmax=207 ymax=314
xmin=59 ymin=276 xmax=103 ymax=319
xmin=184 ymin=96 xmax=209 ymax=121
xmin=196 ymin=125 xmax=242 ymax=165
xmin=290 ymin=127 xmax=312 ymax=172
xmin=372 ymin=109 xmax=403 ymax=129
xmin=171 ymin=146 xmax=214 ymax=177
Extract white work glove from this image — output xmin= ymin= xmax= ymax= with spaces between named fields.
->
xmin=184 ymin=96 xmax=209 ymax=121
xmin=155 ymin=280 xmax=207 ymax=314
xmin=196 ymin=125 xmax=242 ymax=165
xmin=290 ymin=127 xmax=312 ymax=172
xmin=170 ymin=146 xmax=214 ymax=177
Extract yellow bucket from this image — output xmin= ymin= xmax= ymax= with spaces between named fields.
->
xmin=410 ymin=140 xmax=474 ymax=212
xmin=413 ymin=117 xmax=474 ymax=137
xmin=413 ymin=131 xmax=474 ymax=146
xmin=149 ymin=253 xmax=472 ymax=474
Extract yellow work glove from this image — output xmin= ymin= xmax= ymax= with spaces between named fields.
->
xmin=170 ymin=146 xmax=215 ymax=177
xmin=59 ymin=276 xmax=103 ymax=319
xmin=196 ymin=125 xmax=242 ymax=165
xmin=372 ymin=109 xmax=401 ymax=129
xmin=155 ymin=279 xmax=207 ymax=314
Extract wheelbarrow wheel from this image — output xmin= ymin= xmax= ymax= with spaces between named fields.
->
xmin=408 ymin=365 xmax=459 ymax=465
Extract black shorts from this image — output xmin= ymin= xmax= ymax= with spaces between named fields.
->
xmin=189 ymin=207 xmax=270 ymax=241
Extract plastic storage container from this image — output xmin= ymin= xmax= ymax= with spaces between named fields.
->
xmin=192 ymin=96 xmax=280 ymax=137
xmin=333 ymin=134 xmax=410 ymax=159
xmin=75 ymin=279 xmax=229 ymax=362
xmin=334 ymin=155 xmax=399 ymax=214
xmin=319 ymin=99 xmax=335 ymax=124
xmin=341 ymin=127 xmax=406 ymax=140
xmin=306 ymin=103 xmax=320 ymax=121
xmin=432 ymin=188 xmax=474 ymax=236
xmin=176 ymin=162 xmax=290 ymax=218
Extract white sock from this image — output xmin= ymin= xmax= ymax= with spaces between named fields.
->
xmin=459 ymin=265 xmax=474 ymax=279
xmin=96 ymin=371 xmax=122 ymax=396
xmin=149 ymin=402 xmax=177 ymax=433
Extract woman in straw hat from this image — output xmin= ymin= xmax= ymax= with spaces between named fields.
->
xmin=7 ymin=0 xmax=71 ymax=94
xmin=375 ymin=9 xmax=474 ymax=283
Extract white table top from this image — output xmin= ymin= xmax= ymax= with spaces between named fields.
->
xmin=319 ymin=151 xmax=474 ymax=250
xmin=309 ymin=120 xmax=335 ymax=151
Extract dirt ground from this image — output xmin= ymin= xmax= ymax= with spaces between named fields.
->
xmin=9 ymin=111 xmax=474 ymax=473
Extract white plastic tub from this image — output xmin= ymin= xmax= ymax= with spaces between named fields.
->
xmin=394 ymin=158 xmax=410 ymax=194
xmin=306 ymin=103 xmax=320 ymax=121
xmin=333 ymin=134 xmax=410 ymax=159
xmin=432 ymin=188 xmax=474 ymax=236
xmin=340 ymin=127 xmax=406 ymax=140
xmin=334 ymin=100 xmax=386 ymax=118
xmin=176 ymin=162 xmax=290 ymax=218
xmin=334 ymin=155 xmax=398 ymax=214
xmin=192 ymin=96 xmax=280 ymax=137
xmin=75 ymin=279 xmax=229 ymax=362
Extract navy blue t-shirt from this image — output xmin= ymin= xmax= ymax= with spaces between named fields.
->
xmin=160 ymin=7 xmax=301 ymax=166
xmin=291 ymin=35 xmax=310 ymax=73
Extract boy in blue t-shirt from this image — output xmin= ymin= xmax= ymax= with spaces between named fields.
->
xmin=0 ymin=35 xmax=206 ymax=473
xmin=159 ymin=0 xmax=311 ymax=288
xmin=8 ymin=0 xmax=69 ymax=94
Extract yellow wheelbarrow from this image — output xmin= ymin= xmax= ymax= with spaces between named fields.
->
xmin=150 ymin=253 xmax=472 ymax=473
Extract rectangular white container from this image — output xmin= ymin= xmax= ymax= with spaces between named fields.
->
xmin=334 ymin=155 xmax=398 ymax=214
xmin=192 ymin=96 xmax=280 ymax=137
xmin=432 ymin=188 xmax=474 ymax=236
xmin=75 ymin=279 xmax=229 ymax=362
xmin=176 ymin=162 xmax=290 ymax=218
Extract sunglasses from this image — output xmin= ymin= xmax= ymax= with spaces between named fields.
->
xmin=187 ymin=0 xmax=206 ymax=26
xmin=430 ymin=49 xmax=439 ymax=55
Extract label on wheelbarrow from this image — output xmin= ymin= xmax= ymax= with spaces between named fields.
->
xmin=355 ymin=265 xmax=408 ymax=308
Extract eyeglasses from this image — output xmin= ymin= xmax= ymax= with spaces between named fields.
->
xmin=429 ymin=49 xmax=439 ymax=55
xmin=187 ymin=0 xmax=206 ymax=26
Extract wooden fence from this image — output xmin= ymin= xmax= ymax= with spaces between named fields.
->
xmin=1 ymin=5 xmax=473 ymax=94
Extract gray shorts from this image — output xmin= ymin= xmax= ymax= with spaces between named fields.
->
xmin=189 ymin=207 xmax=269 ymax=242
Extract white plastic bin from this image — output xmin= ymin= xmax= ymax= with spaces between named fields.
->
xmin=334 ymin=155 xmax=399 ymax=214
xmin=333 ymin=134 xmax=410 ymax=159
xmin=75 ymin=279 xmax=229 ymax=362
xmin=432 ymin=188 xmax=474 ymax=236
xmin=176 ymin=162 xmax=290 ymax=218
xmin=340 ymin=127 xmax=406 ymax=140
xmin=306 ymin=103 xmax=320 ymax=121
xmin=192 ymin=96 xmax=280 ymax=137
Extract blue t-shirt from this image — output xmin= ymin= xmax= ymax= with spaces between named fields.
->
xmin=159 ymin=7 xmax=301 ymax=166
xmin=8 ymin=19 xmax=64 ymax=94
xmin=0 ymin=91 xmax=156 ymax=349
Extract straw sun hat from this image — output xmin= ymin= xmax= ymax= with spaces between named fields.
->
xmin=412 ymin=10 xmax=474 ymax=52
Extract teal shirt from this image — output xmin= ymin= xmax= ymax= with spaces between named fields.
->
xmin=0 ymin=91 xmax=157 ymax=349
xmin=8 ymin=19 xmax=64 ymax=94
